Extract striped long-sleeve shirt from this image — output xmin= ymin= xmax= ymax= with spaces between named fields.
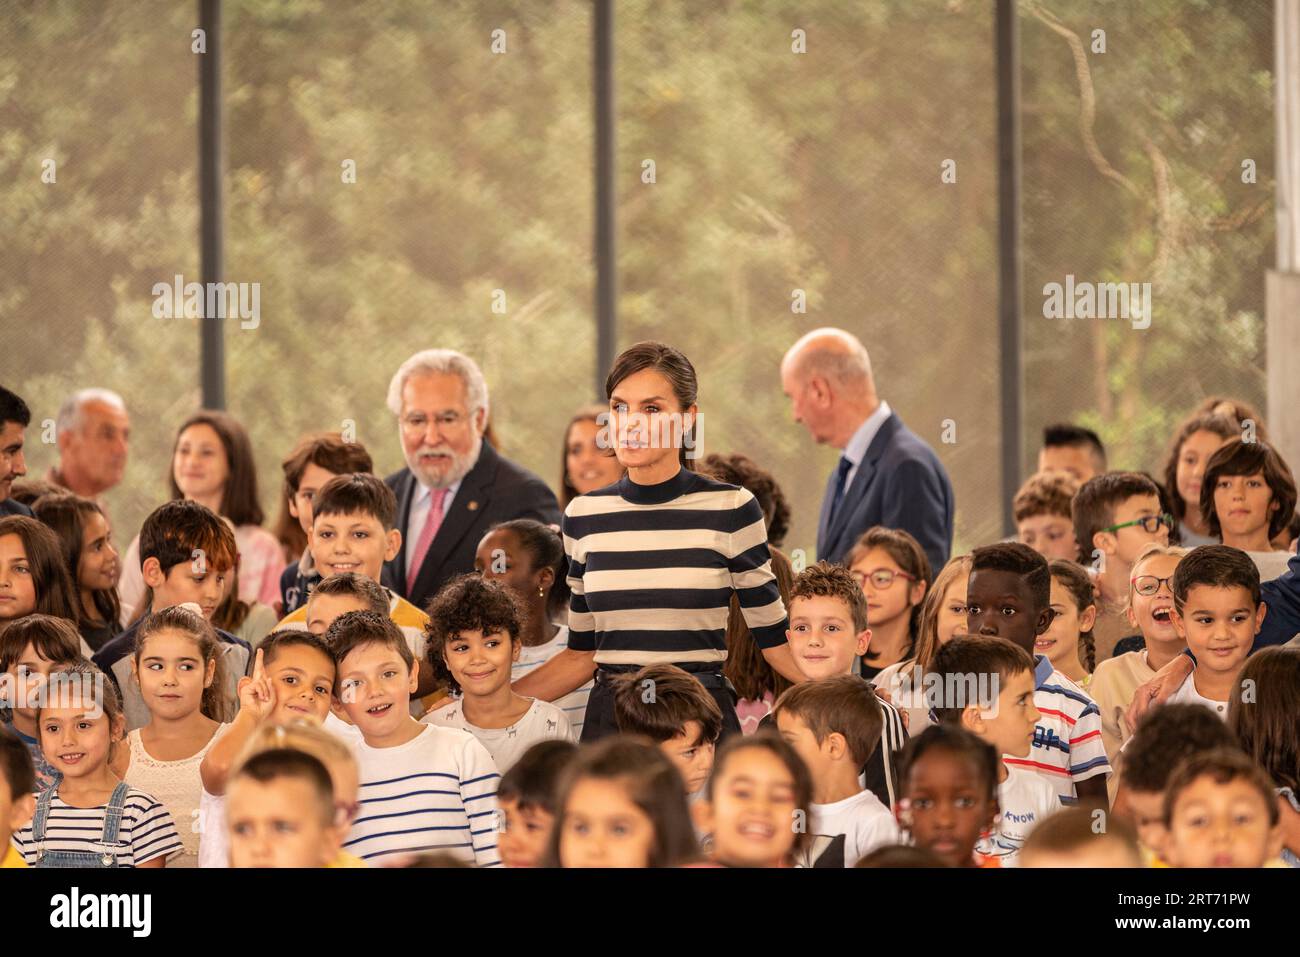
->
xmin=345 ymin=725 xmax=501 ymax=866
xmin=562 ymin=469 xmax=788 ymax=665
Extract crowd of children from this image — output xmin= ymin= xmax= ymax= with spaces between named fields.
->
xmin=1 ymin=378 xmax=1298 ymax=870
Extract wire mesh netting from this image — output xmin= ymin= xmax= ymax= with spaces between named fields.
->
xmin=0 ymin=0 xmax=1275 ymax=562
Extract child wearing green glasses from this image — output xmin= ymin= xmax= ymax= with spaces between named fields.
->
xmin=1071 ymin=472 xmax=1171 ymax=662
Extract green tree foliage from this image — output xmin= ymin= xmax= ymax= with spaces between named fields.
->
xmin=0 ymin=0 xmax=1273 ymax=562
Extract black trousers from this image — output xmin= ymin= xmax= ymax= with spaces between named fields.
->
xmin=579 ymin=665 xmax=743 ymax=744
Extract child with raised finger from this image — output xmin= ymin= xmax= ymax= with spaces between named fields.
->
xmin=196 ymin=629 xmax=337 ymax=866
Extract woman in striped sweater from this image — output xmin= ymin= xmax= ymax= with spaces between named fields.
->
xmin=513 ymin=342 xmax=802 ymax=741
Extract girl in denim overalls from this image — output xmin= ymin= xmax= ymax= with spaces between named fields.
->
xmin=13 ymin=659 xmax=181 ymax=868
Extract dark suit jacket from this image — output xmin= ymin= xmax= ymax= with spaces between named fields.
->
xmin=382 ymin=440 xmax=561 ymax=611
xmin=0 ymin=498 xmax=34 ymax=518
xmin=816 ymin=411 xmax=954 ymax=572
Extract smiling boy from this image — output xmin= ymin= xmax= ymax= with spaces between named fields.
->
xmin=195 ymin=629 xmax=339 ymax=867
xmin=1166 ymin=545 xmax=1263 ymax=719
xmin=201 ymin=630 xmax=339 ymax=793
xmin=422 ymin=575 xmax=573 ymax=774
xmin=329 ymin=610 xmax=501 ymax=866
xmin=275 ymin=474 xmax=437 ymax=705
xmin=758 ymin=562 xmax=909 ymax=807
xmin=965 ymin=543 xmax=1110 ymax=809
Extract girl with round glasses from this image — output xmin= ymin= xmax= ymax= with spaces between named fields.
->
xmin=845 ymin=527 xmax=931 ymax=679
xmin=1090 ymin=543 xmax=1189 ymax=777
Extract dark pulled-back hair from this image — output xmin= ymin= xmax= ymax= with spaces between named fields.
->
xmin=605 ymin=341 xmax=700 ymax=470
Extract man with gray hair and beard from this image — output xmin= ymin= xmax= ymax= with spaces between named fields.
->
xmin=382 ymin=349 xmax=560 ymax=611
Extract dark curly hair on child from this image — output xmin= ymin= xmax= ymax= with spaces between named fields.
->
xmin=423 ymin=574 xmax=522 ymax=695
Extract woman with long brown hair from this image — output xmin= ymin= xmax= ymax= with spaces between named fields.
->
xmin=117 ymin=411 xmax=285 ymax=624
xmin=30 ymin=493 xmax=122 ymax=652
xmin=558 ymin=404 xmax=624 ymax=510
xmin=1161 ymin=397 xmax=1267 ymax=546
xmin=0 ymin=515 xmax=82 ymax=628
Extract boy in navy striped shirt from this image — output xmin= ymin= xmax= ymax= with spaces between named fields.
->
xmin=328 ymin=611 xmax=501 ymax=866
xmin=964 ymin=543 xmax=1110 ymax=810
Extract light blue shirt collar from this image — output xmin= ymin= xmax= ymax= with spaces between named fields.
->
xmin=842 ymin=400 xmax=891 ymax=467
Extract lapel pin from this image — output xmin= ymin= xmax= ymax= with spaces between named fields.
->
xmin=467 ymin=500 xmax=479 ymax=511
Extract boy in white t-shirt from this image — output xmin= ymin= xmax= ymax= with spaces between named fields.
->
xmin=421 ymin=575 xmax=573 ymax=774
xmin=773 ymin=675 xmax=900 ymax=867
xmin=929 ymin=634 xmax=1061 ymax=866
xmin=1166 ymin=545 xmax=1264 ymax=722
xmin=329 ymin=610 xmax=501 ymax=866
xmin=197 ymin=629 xmax=341 ymax=867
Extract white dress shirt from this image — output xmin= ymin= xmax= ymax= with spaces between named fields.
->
xmin=840 ymin=400 xmax=892 ymax=493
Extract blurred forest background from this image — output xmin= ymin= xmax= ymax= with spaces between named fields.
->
xmin=0 ymin=0 xmax=1274 ymax=559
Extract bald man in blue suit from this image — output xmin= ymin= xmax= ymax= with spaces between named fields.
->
xmin=782 ymin=328 xmax=954 ymax=572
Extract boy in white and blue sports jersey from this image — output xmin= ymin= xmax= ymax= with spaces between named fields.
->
xmin=328 ymin=610 xmax=501 ymax=867
xmin=474 ymin=520 xmax=591 ymax=736
xmin=965 ymin=543 xmax=1111 ymax=810
xmin=930 ymin=635 xmax=1061 ymax=866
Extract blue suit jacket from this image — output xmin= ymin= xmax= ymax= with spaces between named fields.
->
xmin=816 ymin=412 xmax=954 ymax=572
xmin=0 ymin=498 xmax=34 ymax=518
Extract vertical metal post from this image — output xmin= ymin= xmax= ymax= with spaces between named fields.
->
xmin=996 ymin=0 xmax=1023 ymax=534
xmin=593 ymin=0 xmax=616 ymax=399
xmin=198 ymin=0 xmax=225 ymax=409
xmin=1267 ymin=0 xmax=1300 ymax=468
